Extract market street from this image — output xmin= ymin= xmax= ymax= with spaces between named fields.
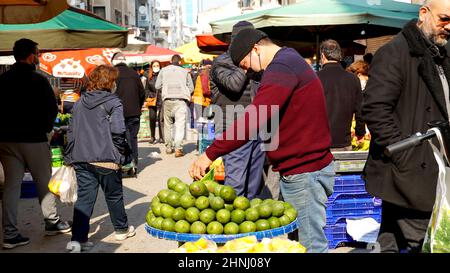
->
xmin=0 ymin=137 xmax=372 ymax=253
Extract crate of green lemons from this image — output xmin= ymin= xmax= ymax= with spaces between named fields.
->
xmin=146 ymin=177 xmax=298 ymax=235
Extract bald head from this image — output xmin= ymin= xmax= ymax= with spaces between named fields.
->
xmin=424 ymin=0 xmax=450 ymax=9
xmin=418 ymin=0 xmax=450 ymax=46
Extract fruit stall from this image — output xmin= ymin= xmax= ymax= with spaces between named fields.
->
xmin=145 ymin=160 xmax=301 ymax=252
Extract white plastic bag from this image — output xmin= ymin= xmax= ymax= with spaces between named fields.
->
xmin=48 ymin=165 xmax=78 ymax=204
xmin=422 ymin=128 xmax=450 ymax=253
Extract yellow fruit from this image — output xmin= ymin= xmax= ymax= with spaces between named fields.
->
xmin=184 ymin=242 xmax=200 ymax=253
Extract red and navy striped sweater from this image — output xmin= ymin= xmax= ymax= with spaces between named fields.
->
xmin=205 ymin=47 xmax=333 ymax=176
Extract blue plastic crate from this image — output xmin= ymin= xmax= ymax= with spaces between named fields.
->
xmin=327 ymin=191 xmax=370 ymax=204
xmin=326 ymin=206 xmax=382 ymax=225
xmin=325 ymin=223 xmax=354 ymax=249
xmin=327 ymin=198 xmax=382 ymax=211
xmin=332 ymin=174 xmax=367 ymax=194
xmin=21 ymin=180 xmax=37 ymax=199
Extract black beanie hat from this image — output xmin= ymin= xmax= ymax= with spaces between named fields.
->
xmin=229 ymin=28 xmax=268 ymax=66
xmin=231 ymin=21 xmax=254 ymax=42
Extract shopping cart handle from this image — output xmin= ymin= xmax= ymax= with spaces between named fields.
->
xmin=384 ymin=131 xmax=436 ymax=157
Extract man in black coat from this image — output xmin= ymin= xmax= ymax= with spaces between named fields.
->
xmin=209 ymin=21 xmax=265 ymax=199
xmin=317 ymin=39 xmax=365 ymax=151
xmin=0 ymin=39 xmax=72 ymax=249
xmin=112 ymin=53 xmax=145 ymax=174
xmin=362 ymin=0 xmax=450 ymax=252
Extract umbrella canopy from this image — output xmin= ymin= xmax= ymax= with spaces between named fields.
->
xmin=123 ymin=45 xmax=182 ymax=65
xmin=0 ymin=7 xmax=128 ymax=53
xmin=175 ymin=41 xmax=216 ymax=64
xmin=196 ymin=34 xmax=228 ymax=54
xmin=0 ymin=0 xmax=69 ymax=24
xmin=210 ymin=0 xmax=419 ymax=43
xmin=39 ymin=48 xmax=121 ymax=78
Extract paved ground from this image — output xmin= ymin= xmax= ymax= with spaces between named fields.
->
xmin=0 ymin=138 xmax=372 ymax=253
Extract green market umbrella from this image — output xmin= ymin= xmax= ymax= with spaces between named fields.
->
xmin=210 ymin=0 xmax=420 ymax=59
xmin=0 ymin=7 xmax=128 ymax=53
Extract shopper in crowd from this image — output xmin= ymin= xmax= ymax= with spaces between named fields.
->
xmin=362 ymin=0 xmax=450 ymax=252
xmin=190 ymin=29 xmax=334 ymax=253
xmin=145 ymin=60 xmax=164 ymax=144
xmin=112 ymin=52 xmax=146 ymax=174
xmin=64 ymin=65 xmax=135 ymax=253
xmin=192 ymin=59 xmax=213 ymax=122
xmin=0 ymin=38 xmax=72 ymax=249
xmin=346 ymin=60 xmax=369 ymax=91
xmin=209 ymin=21 xmax=265 ymax=199
xmin=156 ymin=54 xmax=194 ymax=157
xmin=317 ymin=39 xmax=365 ymax=151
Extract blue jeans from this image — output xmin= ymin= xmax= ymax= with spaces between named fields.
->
xmin=280 ymin=162 xmax=335 ymax=253
xmin=71 ymin=163 xmax=129 ymax=243
xmin=223 ymin=140 xmax=265 ymax=199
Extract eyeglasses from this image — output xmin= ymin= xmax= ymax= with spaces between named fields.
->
xmin=425 ymin=6 xmax=450 ymax=26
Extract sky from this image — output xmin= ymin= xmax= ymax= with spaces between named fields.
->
xmin=200 ymin=0 xmax=234 ymax=11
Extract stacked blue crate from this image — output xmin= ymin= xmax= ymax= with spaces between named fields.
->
xmin=325 ymin=175 xmax=382 ymax=248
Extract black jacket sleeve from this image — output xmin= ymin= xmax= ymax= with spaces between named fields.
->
xmin=146 ymin=76 xmax=158 ymax=98
xmin=362 ymin=44 xmax=404 ymax=147
xmin=40 ymin=76 xmax=58 ymax=133
xmin=136 ymin=74 xmax=146 ymax=107
xmin=211 ymin=54 xmax=249 ymax=97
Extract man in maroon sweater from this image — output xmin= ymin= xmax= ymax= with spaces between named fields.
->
xmin=189 ymin=29 xmax=335 ymax=252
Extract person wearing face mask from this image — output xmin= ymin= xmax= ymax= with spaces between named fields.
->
xmin=64 ymin=65 xmax=135 ymax=252
xmin=145 ymin=60 xmax=164 ymax=144
xmin=362 ymin=0 xmax=450 ymax=253
xmin=111 ymin=52 xmax=146 ymax=175
xmin=0 ymin=38 xmax=72 ymax=249
xmin=208 ymin=21 xmax=266 ymax=200
xmin=190 ymin=29 xmax=334 ymax=253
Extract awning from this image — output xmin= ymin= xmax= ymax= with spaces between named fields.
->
xmin=210 ymin=0 xmax=419 ymax=43
xmin=123 ymin=45 xmax=182 ymax=64
xmin=196 ymin=34 xmax=228 ymax=54
xmin=175 ymin=41 xmax=216 ymax=64
xmin=0 ymin=7 xmax=128 ymax=53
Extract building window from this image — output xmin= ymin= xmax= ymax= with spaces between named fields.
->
xmin=241 ymin=0 xmax=251 ymax=7
xmin=161 ymin=11 xmax=169 ymax=20
xmin=93 ymin=6 xmax=106 ymax=19
xmin=115 ymin=9 xmax=122 ymax=25
xmin=125 ymin=15 xmax=129 ymax=26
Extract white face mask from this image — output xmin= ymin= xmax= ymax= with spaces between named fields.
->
xmin=153 ymin=67 xmax=160 ymax=73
